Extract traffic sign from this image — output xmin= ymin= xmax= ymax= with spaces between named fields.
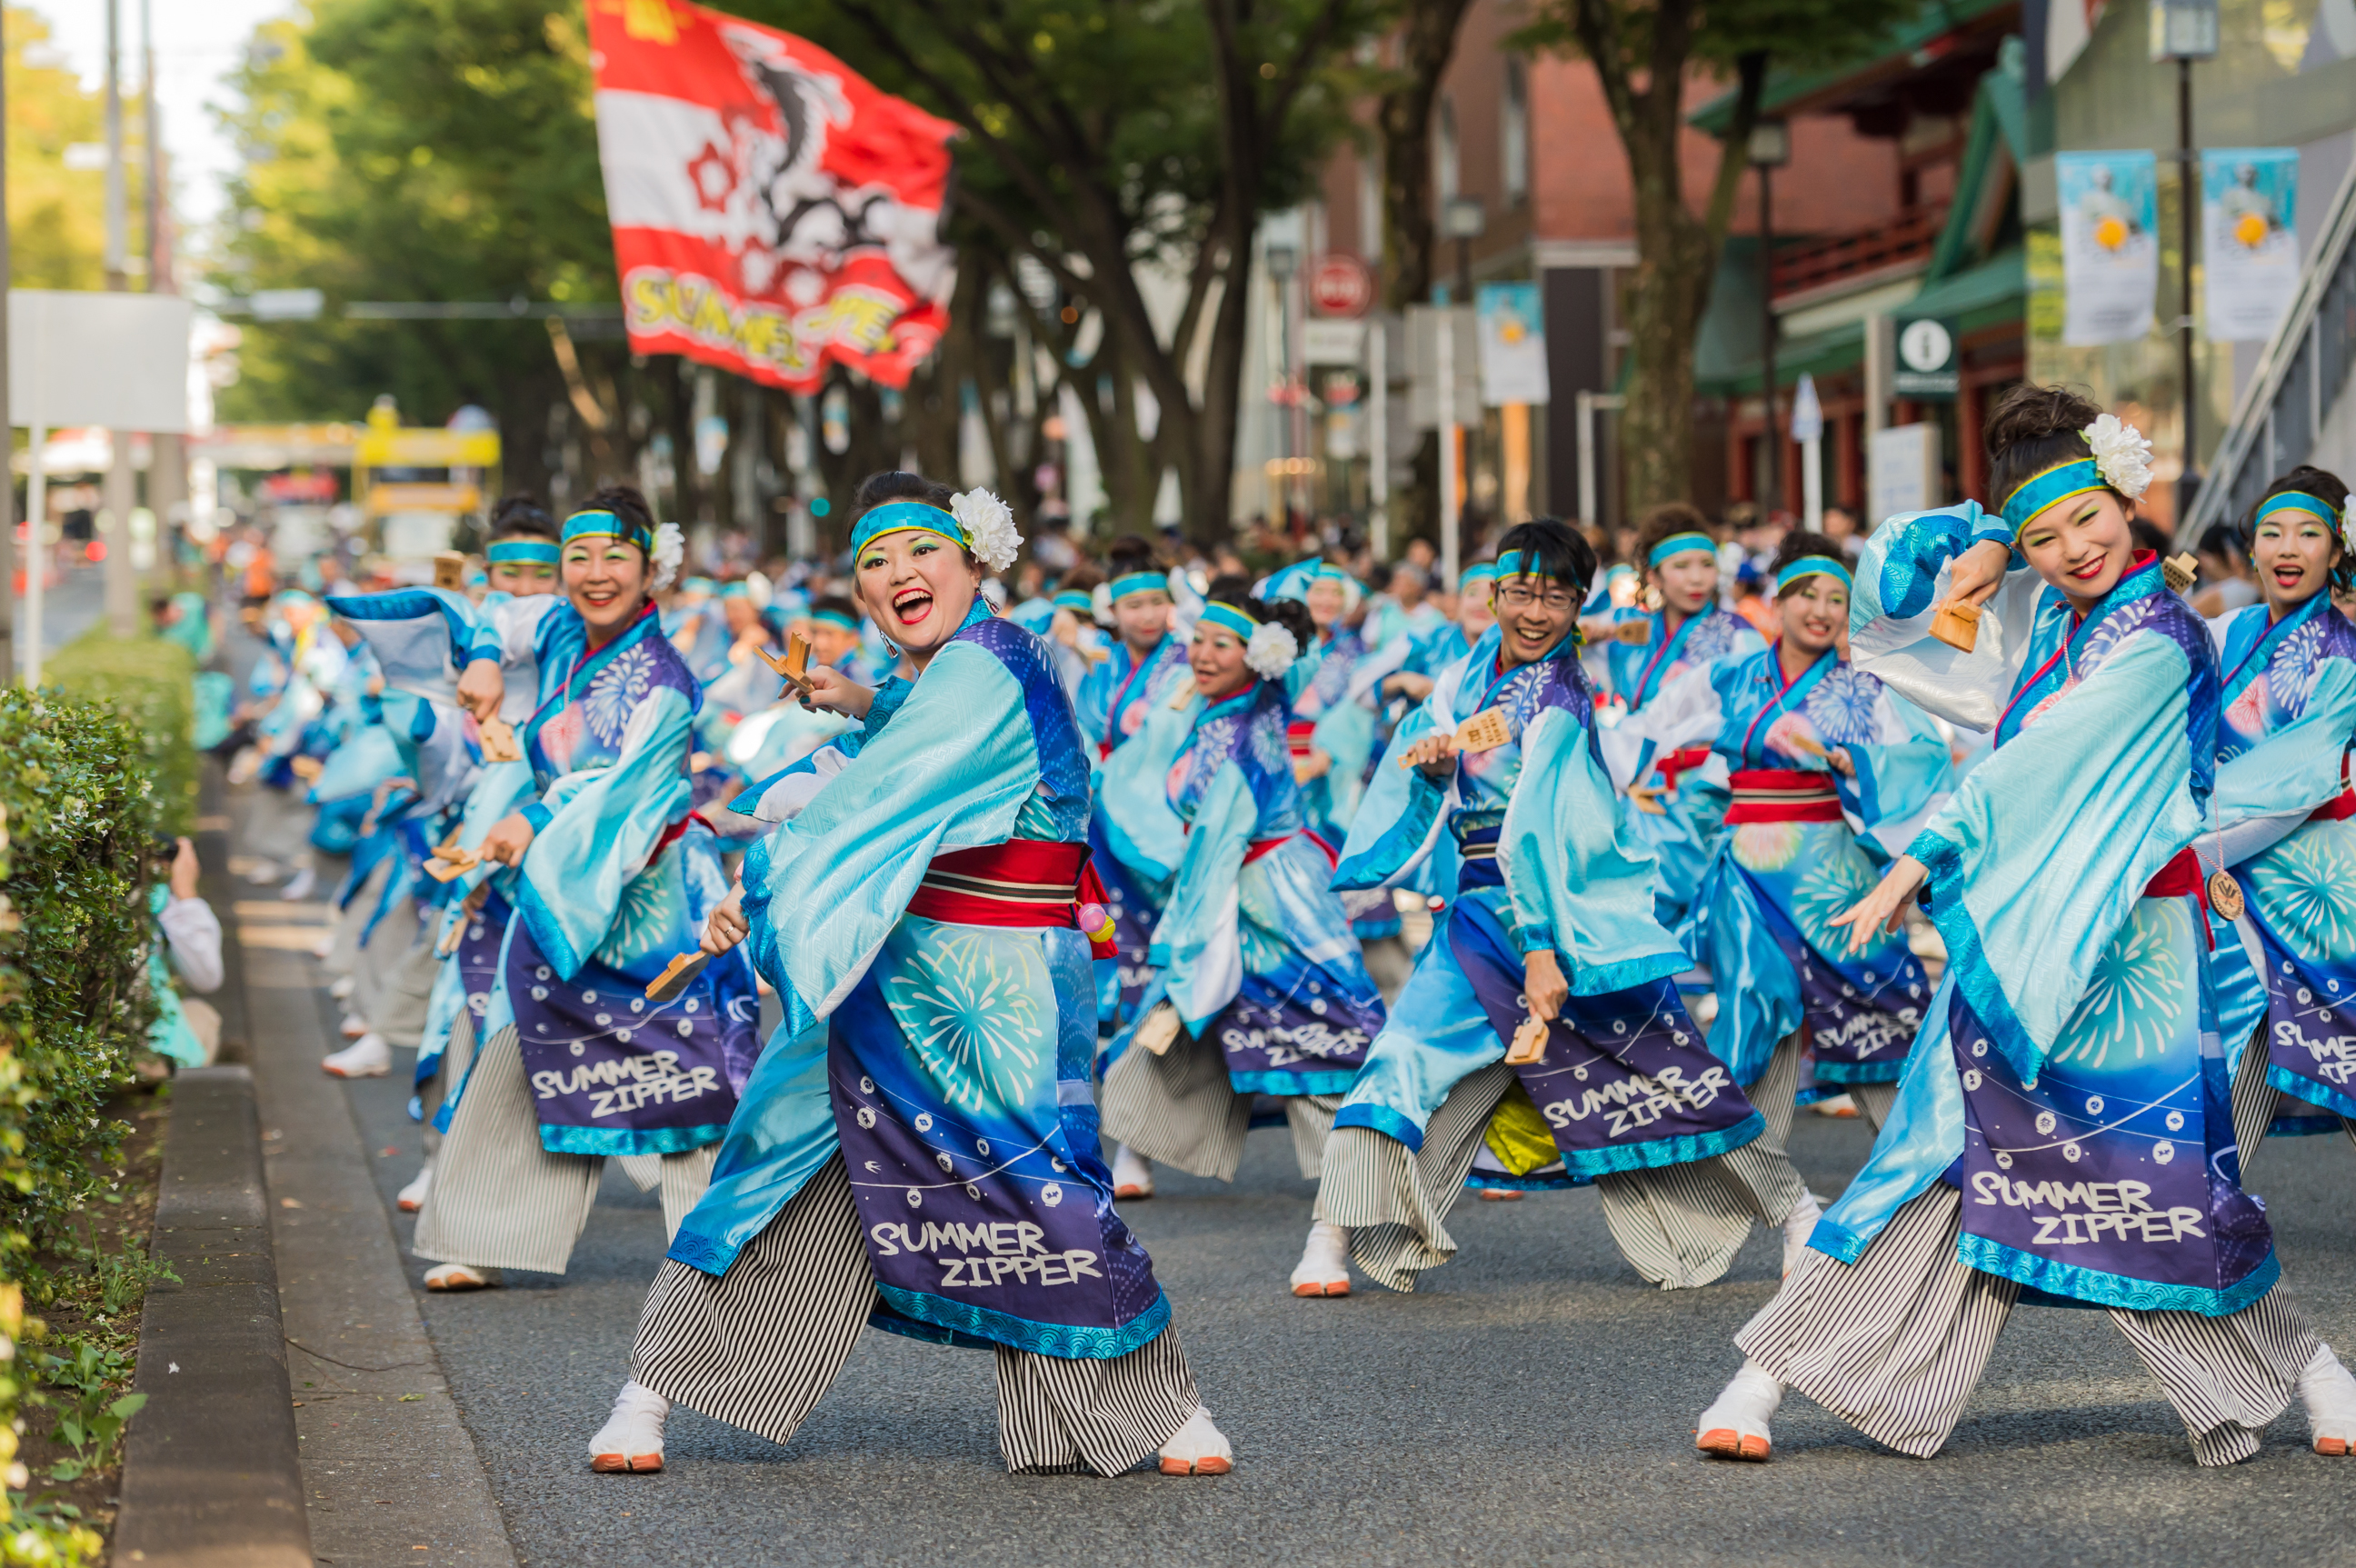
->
xmin=1309 ymin=254 xmax=1373 ymax=318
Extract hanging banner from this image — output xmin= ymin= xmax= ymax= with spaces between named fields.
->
xmin=2203 ymin=147 xmax=2300 ymax=343
xmin=2055 ymin=150 xmax=2159 ymax=346
xmin=1476 ymin=283 xmax=1550 ymax=405
xmin=587 ymin=0 xmax=959 ymax=394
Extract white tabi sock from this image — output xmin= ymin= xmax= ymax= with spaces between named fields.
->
xmin=1780 ymin=1190 xmax=1825 ymax=1276
xmin=1695 ymin=1360 xmax=1782 ymax=1459
xmin=1111 ymin=1144 xmax=1153 ymax=1197
xmin=591 ymin=1379 xmax=670 ymax=1472
xmin=322 ymin=1033 xmax=391 ymax=1078
xmin=2299 ymin=1343 xmax=2356 ymax=1454
xmin=1156 ymin=1405 xmax=1233 ymax=1475
xmin=1290 ymin=1219 xmax=1351 ymax=1298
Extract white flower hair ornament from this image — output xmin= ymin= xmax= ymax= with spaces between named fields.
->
xmin=1245 ymin=619 xmax=1299 ymax=679
xmin=649 ymin=522 xmax=685 ymax=592
xmin=1091 ymin=581 xmax=1115 ymax=627
xmin=2341 ymin=499 xmax=2356 ymax=558
xmin=2082 ymin=414 xmax=2153 ymax=501
xmin=950 ymin=488 xmax=1023 ymax=574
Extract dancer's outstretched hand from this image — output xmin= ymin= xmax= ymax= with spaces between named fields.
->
xmin=1940 ymin=538 xmax=2015 ymax=615
xmin=1523 ymin=949 xmax=1570 ymax=1023
xmin=701 ymin=884 xmax=748 ymax=955
xmin=800 ymin=664 xmax=874 ymax=719
xmin=1828 ymin=854 xmax=1927 ymax=954
xmin=477 ymin=812 xmax=537 ymax=868
xmin=457 ymin=656 xmax=505 ymax=723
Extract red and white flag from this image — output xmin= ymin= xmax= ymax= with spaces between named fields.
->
xmin=586 ymin=0 xmax=958 ymax=393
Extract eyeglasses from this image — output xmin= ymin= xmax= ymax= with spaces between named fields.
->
xmin=1496 ymin=584 xmax=1575 ymax=611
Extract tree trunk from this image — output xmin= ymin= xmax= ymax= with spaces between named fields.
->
xmin=666 ymin=356 xmax=700 ymax=526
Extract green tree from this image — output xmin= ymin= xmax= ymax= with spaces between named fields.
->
xmin=1518 ymin=0 xmax=1914 ymax=511
xmin=213 ymin=0 xmax=622 ymax=502
xmin=7 ymin=6 xmax=135 ymax=290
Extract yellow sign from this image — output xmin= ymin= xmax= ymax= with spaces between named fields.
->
xmin=365 ymin=482 xmax=482 ymax=516
xmin=354 ymin=427 xmax=502 ymax=468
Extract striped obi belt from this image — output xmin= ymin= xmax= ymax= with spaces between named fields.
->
xmin=904 ymin=839 xmax=1119 ymax=958
xmin=1285 ymin=718 xmax=1319 ymax=759
xmin=1722 ymin=768 xmax=1844 ymax=824
xmin=1449 ymin=810 xmax=1507 ymax=891
xmin=2312 ymin=752 xmax=2356 ymax=822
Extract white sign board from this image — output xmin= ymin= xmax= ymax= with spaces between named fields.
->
xmin=1404 ymin=305 xmax=1480 ymax=429
xmin=1476 ymin=284 xmax=1550 ymax=405
xmin=1302 ymin=317 xmax=1365 ymax=365
xmin=1869 ymin=422 xmax=1939 ymax=524
xmin=9 ymin=290 xmax=195 ymax=433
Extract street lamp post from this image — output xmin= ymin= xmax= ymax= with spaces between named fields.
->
xmin=1749 ymin=119 xmax=1791 ymax=511
xmin=2151 ymin=0 xmax=2218 ymax=505
xmin=1266 ymin=241 xmax=1299 ymax=532
xmin=1439 ymin=197 xmax=1485 ymax=584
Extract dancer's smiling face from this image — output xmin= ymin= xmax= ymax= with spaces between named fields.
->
xmin=2015 ymin=488 xmax=2134 ymax=614
xmin=1777 ymin=572 xmax=1848 ymax=657
xmin=562 ymin=538 xmax=651 ymax=646
xmin=1649 ymin=547 xmax=1717 ymax=617
xmin=854 ymin=528 xmax=982 ymax=669
xmin=2252 ymin=505 xmax=2339 ymax=614
xmin=1188 ymin=620 xmax=1254 ymax=703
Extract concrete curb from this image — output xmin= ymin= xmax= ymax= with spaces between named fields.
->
xmin=114 ymin=1065 xmax=313 ymax=1568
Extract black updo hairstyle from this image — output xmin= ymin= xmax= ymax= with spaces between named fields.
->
xmin=1203 ymin=572 xmax=1315 ymax=653
xmin=1492 ymin=517 xmax=1599 ymax=601
xmin=576 ymin=484 xmax=657 ymax=543
xmin=1769 ymin=530 xmax=1851 ymax=599
xmin=1984 ymin=384 xmax=2120 ymax=518
xmin=488 ymin=492 xmax=556 ymax=542
xmin=2244 ymin=464 xmax=2353 ymax=593
xmin=1102 ymin=533 xmax=1166 ymax=579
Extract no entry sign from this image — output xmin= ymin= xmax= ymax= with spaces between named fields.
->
xmin=1310 ymin=254 xmax=1373 ymax=318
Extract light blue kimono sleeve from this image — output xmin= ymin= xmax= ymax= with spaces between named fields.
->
xmin=1596 ymin=661 xmax=1722 ymax=789
xmin=1850 ymin=501 xmax=2046 ymax=733
xmin=1838 ymin=687 xmax=1956 ymax=860
xmin=1332 ymin=689 xmax=1450 ymax=892
xmin=743 ymin=641 xmax=1043 ymax=1038
xmin=513 ymin=685 xmax=696 ymax=981
xmin=1498 ymin=707 xmax=1689 ymax=994
xmin=1907 ymin=631 xmax=2201 ymax=1085
xmin=2214 ymin=658 xmax=2356 ymax=856
xmin=1149 ymin=762 xmax=1258 ymax=1034
xmin=1093 ymin=693 xmax=1197 ymax=884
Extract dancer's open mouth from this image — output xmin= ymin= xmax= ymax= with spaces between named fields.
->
xmin=892 ymin=588 xmax=933 ymax=625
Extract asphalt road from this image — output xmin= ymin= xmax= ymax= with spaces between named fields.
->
xmin=316 ymin=1021 xmax=2356 ymax=1568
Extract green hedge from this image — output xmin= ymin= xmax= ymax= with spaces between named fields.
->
xmin=44 ymin=634 xmax=197 ymax=839
xmin=0 ymin=683 xmax=165 ymax=1566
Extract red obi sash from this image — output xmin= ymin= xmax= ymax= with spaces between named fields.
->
xmin=652 ymin=812 xmax=713 ymax=858
xmin=1285 ymin=718 xmax=1318 ymax=758
xmin=1653 ymin=745 xmax=1712 ymax=791
xmin=1244 ymin=829 xmax=1340 ymax=868
xmin=1722 ymin=768 xmax=1844 ymax=824
xmin=904 ymin=840 xmax=1118 ymax=957
xmin=2141 ymin=847 xmax=2221 ymax=948
xmin=2313 ymin=753 xmax=2356 ymax=821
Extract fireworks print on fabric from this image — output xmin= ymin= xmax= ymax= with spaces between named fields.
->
xmin=1732 ymin=822 xmax=1803 ymax=873
xmin=584 ymin=644 xmax=659 ymax=744
xmin=2056 ymin=895 xmax=2191 ymax=1071
xmin=2249 ymin=832 xmax=2356 ymax=954
xmin=885 ymin=929 xmax=1050 ymax=1114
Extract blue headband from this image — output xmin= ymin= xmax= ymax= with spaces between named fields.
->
xmin=719 ymin=580 xmax=752 ymax=600
xmin=562 ymin=508 xmax=652 ymax=552
xmin=1459 ymin=561 xmax=1497 ymax=586
xmin=1648 ymin=532 xmax=1716 ymax=568
xmin=2255 ymin=491 xmax=2338 ymax=529
xmin=1493 ymin=549 xmax=1532 ymax=580
xmin=2000 ymin=458 xmax=2107 ymax=532
xmin=1109 ymin=571 xmax=1168 ymax=603
xmin=486 ymin=539 xmax=560 ymax=566
xmin=1200 ymin=601 xmax=1259 ymax=640
xmin=1053 ymin=590 xmax=1093 ymax=613
xmin=1775 ymin=557 xmax=1852 ymax=594
xmin=810 ymin=608 xmax=861 ymax=633
xmin=852 ymin=500 xmax=970 ymax=559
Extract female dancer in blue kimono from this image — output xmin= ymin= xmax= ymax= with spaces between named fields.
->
xmin=2203 ymin=465 xmax=2356 ymax=1160
xmin=1075 ymin=538 xmax=1193 ymax=1062
xmin=591 ymin=469 xmax=1231 ymax=1480
xmin=1594 ymin=505 xmax=1766 ymax=928
xmin=1315 ymin=520 xmax=1814 ymax=1293
xmin=1696 ymin=386 xmax=2356 ymax=1466
xmin=1605 ymin=532 xmax=1952 ymax=1136
xmin=409 ymin=489 xmax=759 ymax=1292
xmin=1096 ymin=579 xmax=1387 ymax=1296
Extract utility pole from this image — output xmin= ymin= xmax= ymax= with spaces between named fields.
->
xmin=1750 ymin=120 xmax=1792 ymax=511
xmin=2151 ymin=0 xmax=2218 ymax=512
xmin=0 ymin=17 xmax=13 ymax=682
xmin=102 ymin=0 xmax=139 ymax=636
xmin=142 ymin=0 xmax=185 ymax=584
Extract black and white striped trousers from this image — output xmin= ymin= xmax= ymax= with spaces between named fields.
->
xmin=1736 ymin=1183 xmax=2320 ymax=1465
xmin=1318 ymin=1036 xmax=1810 ymax=1293
xmin=1101 ymin=1030 xmax=1341 ymax=1183
xmin=2230 ymin=1022 xmax=2356 ymax=1174
xmin=632 ymin=1156 xmax=1202 ymax=1475
xmin=412 ymin=1024 xmax=715 ymax=1273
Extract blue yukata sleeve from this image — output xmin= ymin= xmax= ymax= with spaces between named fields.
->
xmin=741 ymin=641 xmax=1042 ymax=1040
xmin=2215 ymin=657 xmax=2356 ymax=857
xmin=1093 ymin=692 xmax=1197 ymax=884
xmin=1499 ymin=706 xmax=1689 ymax=994
xmin=1150 ymin=761 xmax=1259 ymax=1034
xmin=324 ymin=587 xmax=476 ymax=704
xmin=1333 ymin=684 xmax=1451 ymax=892
xmin=1849 ymin=501 xmax=2046 ymax=733
xmin=1907 ymin=632 xmax=2201 ymax=1086
xmin=1837 ymin=687 xmax=1956 ymax=861
xmin=514 ymin=686 xmax=695 ymax=983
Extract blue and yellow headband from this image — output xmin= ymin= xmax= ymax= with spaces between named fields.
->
xmin=1999 ymin=458 xmax=2107 ymax=532
xmin=1053 ymin=589 xmax=1093 ymax=614
xmin=562 ymin=507 xmax=653 ymax=553
xmin=2255 ymin=491 xmax=2338 ymax=529
xmin=1648 ymin=532 xmax=1716 ymax=568
xmin=1775 ymin=556 xmax=1852 ymax=594
xmin=1109 ymin=571 xmax=1169 ymax=603
xmin=1200 ymin=601 xmax=1260 ymax=640
xmin=852 ymin=500 xmax=969 ymax=559
xmin=1458 ymin=561 xmax=1497 ymax=588
xmin=486 ymin=539 xmax=560 ymax=566
xmin=810 ymin=608 xmax=861 ymax=634
xmin=719 ymin=580 xmax=752 ymax=600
